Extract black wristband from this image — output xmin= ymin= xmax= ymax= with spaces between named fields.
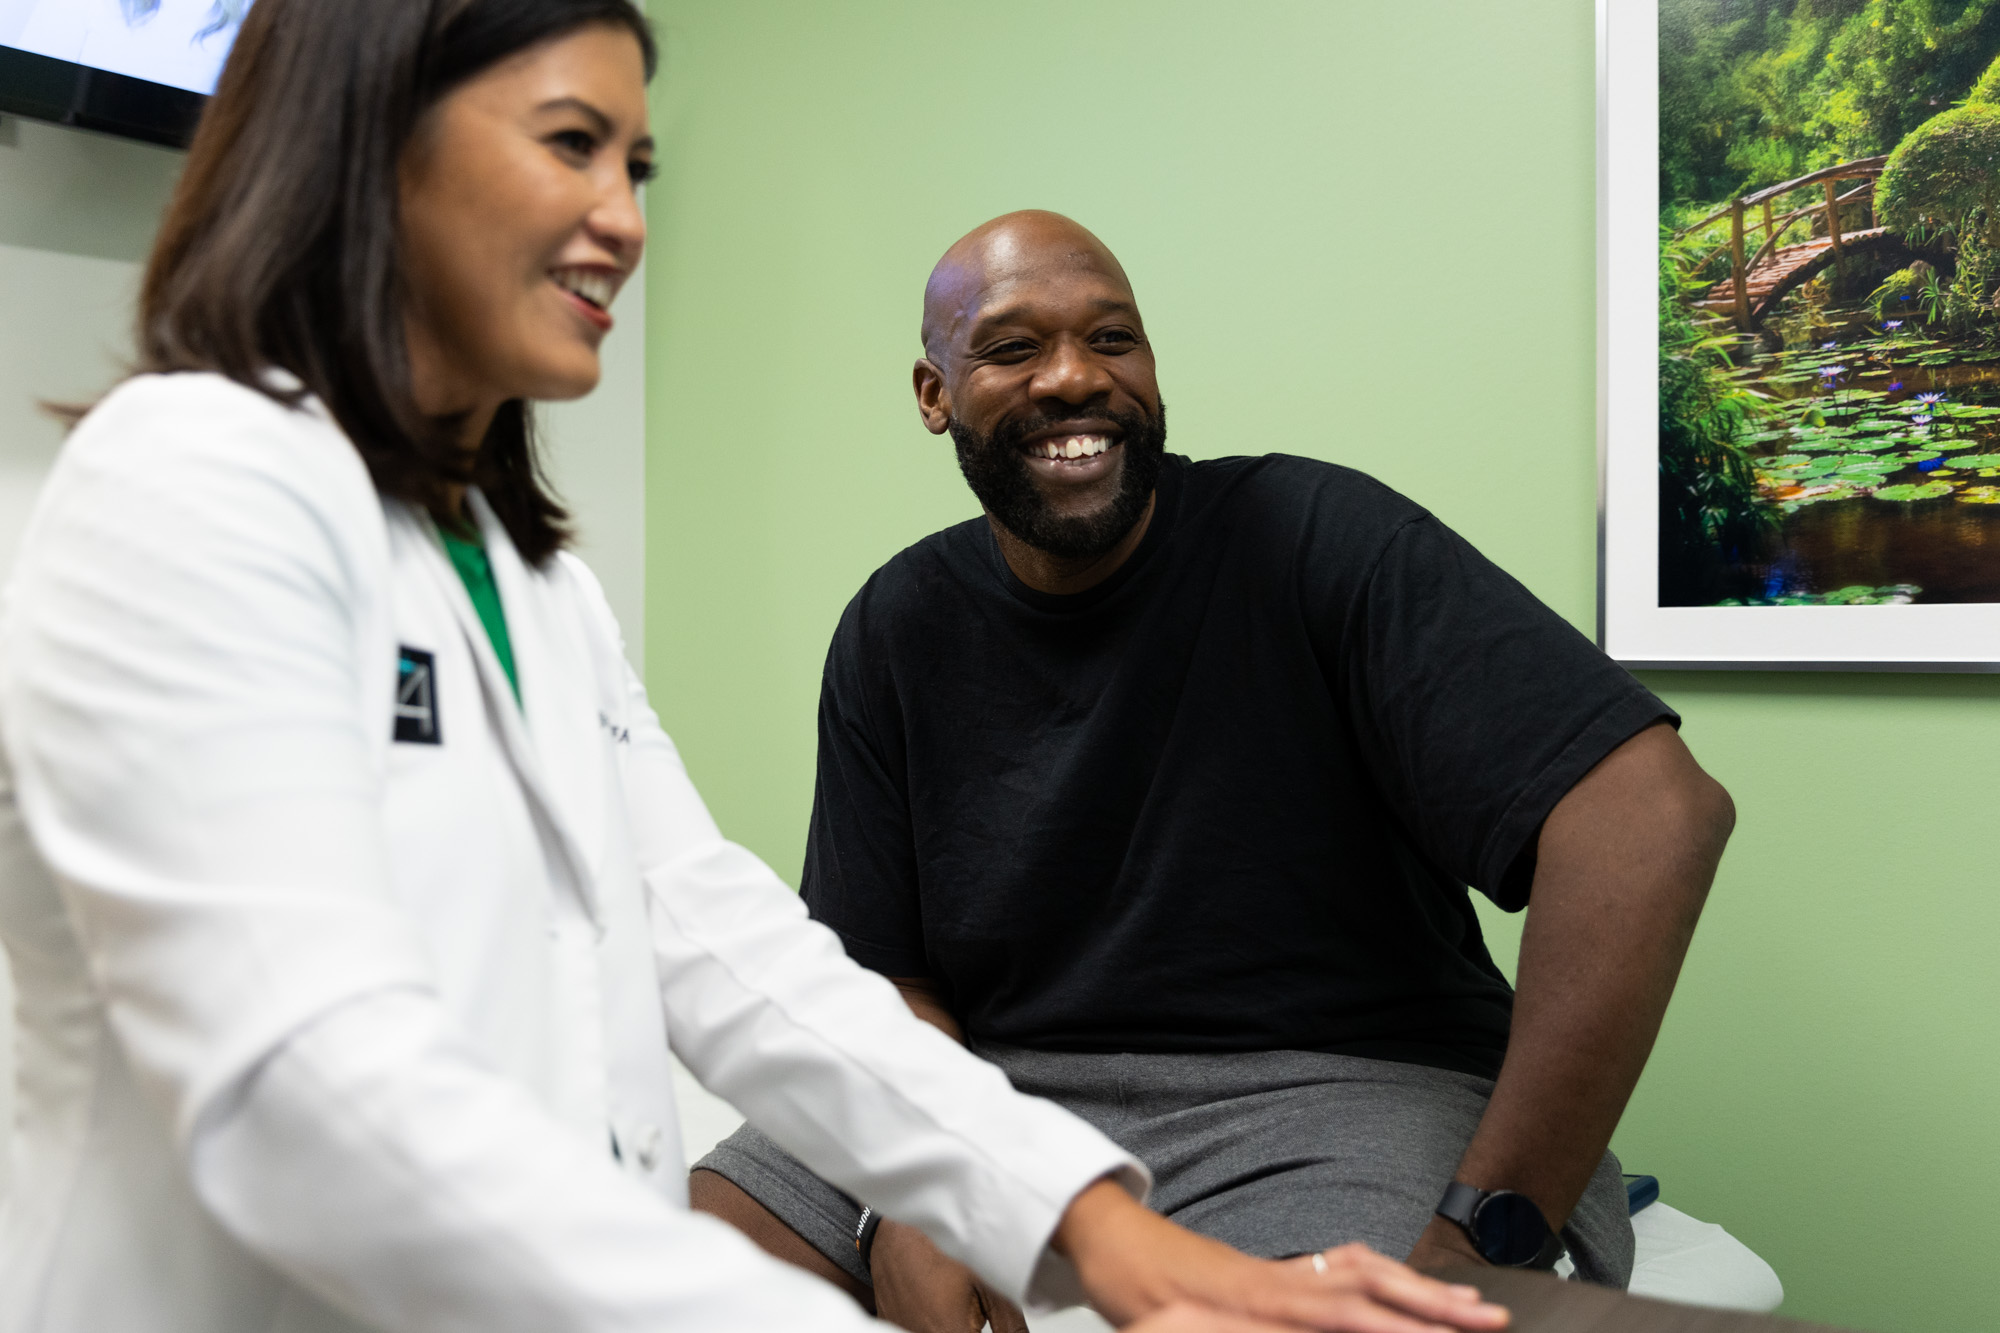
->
xmin=854 ymin=1205 xmax=883 ymax=1268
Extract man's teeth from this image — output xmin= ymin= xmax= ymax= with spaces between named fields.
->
xmin=1033 ymin=435 xmax=1113 ymax=460
xmin=552 ymin=268 xmax=616 ymax=309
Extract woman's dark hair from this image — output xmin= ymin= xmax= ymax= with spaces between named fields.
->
xmin=138 ymin=0 xmax=656 ymax=565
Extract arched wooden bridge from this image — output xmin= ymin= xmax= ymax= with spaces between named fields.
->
xmin=1681 ymin=156 xmax=1901 ymax=330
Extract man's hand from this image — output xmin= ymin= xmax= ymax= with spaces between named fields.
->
xmin=1054 ymin=1179 xmax=1510 ymax=1333
xmin=870 ymin=1218 xmax=1027 ymax=1333
xmin=1403 ymin=1215 xmax=1487 ymax=1276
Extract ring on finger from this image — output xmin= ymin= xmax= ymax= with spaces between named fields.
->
xmin=1309 ymin=1251 xmax=1329 ymax=1275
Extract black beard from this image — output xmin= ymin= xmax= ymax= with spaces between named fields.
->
xmin=949 ymin=401 xmax=1167 ymax=560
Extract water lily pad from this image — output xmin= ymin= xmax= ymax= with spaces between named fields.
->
xmin=1950 ymin=454 xmax=2000 ymax=468
xmin=1959 ymin=486 xmax=2000 ymax=504
xmin=1820 ymin=585 xmax=1897 ymax=604
xmin=1719 ymin=584 xmax=1921 ymax=604
xmin=1872 ymin=481 xmax=1955 ymax=501
xmin=1786 ymin=485 xmax=1858 ymax=508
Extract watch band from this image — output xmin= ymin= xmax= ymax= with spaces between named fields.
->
xmin=1434 ymin=1181 xmax=1485 ymax=1229
xmin=854 ymin=1204 xmax=883 ymax=1268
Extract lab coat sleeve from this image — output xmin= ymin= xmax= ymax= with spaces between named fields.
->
xmin=0 ymin=377 xmax=885 ymax=1333
xmin=603 ymin=637 xmax=1148 ymax=1309
xmin=192 ymin=988 xmax=887 ymax=1333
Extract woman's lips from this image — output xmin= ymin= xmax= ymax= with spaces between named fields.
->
xmin=554 ymin=279 xmax=614 ymax=331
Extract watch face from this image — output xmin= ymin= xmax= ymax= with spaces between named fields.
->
xmin=1471 ymin=1191 xmax=1550 ymax=1267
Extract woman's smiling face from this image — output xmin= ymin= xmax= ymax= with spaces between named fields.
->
xmin=398 ymin=21 xmax=652 ymax=426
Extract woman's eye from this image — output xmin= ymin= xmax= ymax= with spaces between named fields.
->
xmin=629 ymin=159 xmax=658 ymax=186
xmin=551 ymin=129 xmax=596 ymax=160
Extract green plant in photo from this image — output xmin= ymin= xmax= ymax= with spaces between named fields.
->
xmin=1714 ymin=583 xmax=1922 ymax=606
xmin=1919 ymin=266 xmax=1950 ymax=323
xmin=1869 ymin=262 xmax=1933 ymax=321
xmin=1872 ymin=480 xmax=1957 ymax=501
xmin=1658 ymin=230 xmax=1776 ymax=602
xmin=1878 ymin=103 xmax=2000 ymax=245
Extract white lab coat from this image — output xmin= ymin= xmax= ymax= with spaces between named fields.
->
xmin=0 ymin=373 xmax=1143 ymax=1333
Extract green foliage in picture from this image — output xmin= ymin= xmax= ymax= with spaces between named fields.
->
xmin=1658 ymin=235 xmax=1775 ymax=602
xmin=1968 ymin=50 xmax=2000 ymax=103
xmin=1660 ymin=0 xmax=2000 ymax=205
xmin=1713 ymin=583 xmax=1921 ymax=605
xmin=1871 ymin=480 xmax=1956 ymax=500
xmin=1868 ymin=263 xmax=1935 ymax=321
xmin=1877 ymin=103 xmax=2000 ymax=241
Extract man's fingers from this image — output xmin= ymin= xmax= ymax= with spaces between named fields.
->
xmin=974 ymin=1280 xmax=1031 ymax=1333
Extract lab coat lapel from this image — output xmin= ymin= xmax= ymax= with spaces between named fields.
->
xmin=419 ymin=500 xmax=602 ymax=922
xmin=468 ymin=492 xmax=608 ymax=901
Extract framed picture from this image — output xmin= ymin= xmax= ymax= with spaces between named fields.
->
xmin=1602 ymin=0 xmax=2000 ymax=669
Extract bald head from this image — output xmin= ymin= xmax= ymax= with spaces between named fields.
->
xmin=921 ymin=210 xmax=1136 ymax=365
xmin=909 ymin=209 xmax=1164 ymax=575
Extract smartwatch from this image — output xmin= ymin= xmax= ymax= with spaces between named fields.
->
xmin=1434 ymin=1182 xmax=1565 ymax=1269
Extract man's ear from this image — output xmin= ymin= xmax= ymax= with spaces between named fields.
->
xmin=912 ymin=359 xmax=952 ymax=435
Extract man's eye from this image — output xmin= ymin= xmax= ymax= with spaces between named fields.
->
xmin=1093 ymin=330 xmax=1138 ymax=349
xmin=987 ymin=341 xmax=1036 ymax=359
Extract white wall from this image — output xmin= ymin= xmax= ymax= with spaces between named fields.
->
xmin=0 ymin=111 xmax=648 ymax=1198
xmin=541 ymin=260 xmax=647 ymax=673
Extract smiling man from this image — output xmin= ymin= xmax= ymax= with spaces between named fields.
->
xmin=690 ymin=211 xmax=1736 ymax=1332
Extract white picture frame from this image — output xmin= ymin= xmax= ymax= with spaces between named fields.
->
xmin=1599 ymin=0 xmax=2000 ymax=671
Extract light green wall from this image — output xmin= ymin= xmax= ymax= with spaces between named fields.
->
xmin=642 ymin=5 xmax=1996 ymax=1329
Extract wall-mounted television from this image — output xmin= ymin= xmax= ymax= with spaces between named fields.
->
xmin=0 ymin=0 xmax=248 ymax=148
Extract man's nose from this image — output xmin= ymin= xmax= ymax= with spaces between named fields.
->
xmin=1030 ymin=336 xmax=1115 ymax=405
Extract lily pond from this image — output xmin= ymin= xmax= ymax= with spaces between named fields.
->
xmin=1724 ymin=314 xmax=2000 ymax=605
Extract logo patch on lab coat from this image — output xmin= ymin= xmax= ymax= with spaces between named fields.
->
xmin=394 ymin=646 xmax=440 ymax=744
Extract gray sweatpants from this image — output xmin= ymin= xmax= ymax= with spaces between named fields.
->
xmin=694 ymin=1042 xmax=1634 ymax=1289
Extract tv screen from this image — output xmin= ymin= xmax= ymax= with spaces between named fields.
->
xmin=0 ymin=0 xmax=249 ymax=147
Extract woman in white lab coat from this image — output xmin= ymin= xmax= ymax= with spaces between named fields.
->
xmin=0 ymin=4 xmax=1512 ymax=1332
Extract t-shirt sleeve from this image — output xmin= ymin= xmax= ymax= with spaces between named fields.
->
xmin=1329 ymin=514 xmax=1677 ymax=911
xmin=799 ymin=597 xmax=930 ymax=977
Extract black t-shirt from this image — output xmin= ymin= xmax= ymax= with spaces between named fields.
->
xmin=801 ymin=454 xmax=1674 ymax=1079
